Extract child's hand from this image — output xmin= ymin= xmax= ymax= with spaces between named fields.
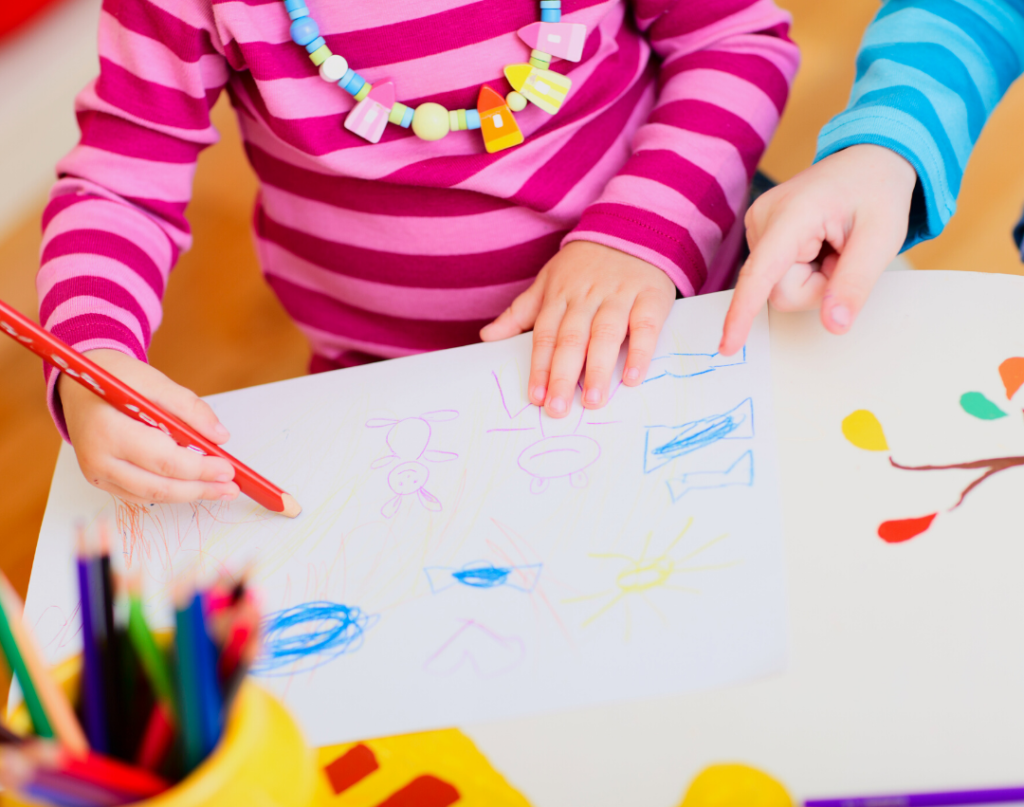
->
xmin=480 ymin=241 xmax=676 ymax=417
xmin=59 ymin=349 xmax=240 ymax=505
xmin=720 ymin=144 xmax=918 ymax=355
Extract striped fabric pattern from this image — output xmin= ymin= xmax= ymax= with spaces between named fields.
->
xmin=39 ymin=0 xmax=798 ymax=436
xmin=815 ymin=0 xmax=1024 ymax=251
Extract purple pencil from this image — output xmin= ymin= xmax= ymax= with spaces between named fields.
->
xmin=76 ymin=530 xmax=108 ymax=754
xmin=805 ymin=786 xmax=1024 ymax=806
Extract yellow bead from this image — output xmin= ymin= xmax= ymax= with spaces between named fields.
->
xmin=388 ymin=102 xmax=409 ymax=125
xmin=308 ymin=44 xmax=331 ymax=66
xmin=353 ymin=82 xmax=372 ymax=102
xmin=412 ymin=102 xmax=450 ymax=141
xmin=680 ymin=764 xmax=793 ymax=807
xmin=449 ymin=109 xmax=461 ymax=131
xmin=457 ymin=108 xmax=467 ymax=130
xmin=506 ymin=91 xmax=528 ymax=112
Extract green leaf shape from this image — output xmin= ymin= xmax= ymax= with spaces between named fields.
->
xmin=960 ymin=391 xmax=1007 ymax=420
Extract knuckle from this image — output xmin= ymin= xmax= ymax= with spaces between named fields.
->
xmin=629 ymin=313 xmax=660 ymax=334
xmin=532 ymin=332 xmax=558 ymax=351
xmin=143 ymin=484 xmax=171 ymax=504
xmin=590 ymin=320 xmax=624 ymax=342
xmin=155 ymin=456 xmax=179 ymax=478
xmin=556 ymin=329 xmax=587 ymax=349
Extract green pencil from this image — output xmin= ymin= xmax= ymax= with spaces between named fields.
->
xmin=174 ymin=588 xmax=202 ymax=772
xmin=127 ymin=590 xmax=176 ymax=717
xmin=0 ymin=589 xmax=53 ymax=738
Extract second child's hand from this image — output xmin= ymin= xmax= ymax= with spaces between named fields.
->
xmin=720 ymin=144 xmax=918 ymax=356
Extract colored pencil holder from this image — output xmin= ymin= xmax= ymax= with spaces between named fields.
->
xmin=3 ymin=655 xmax=332 ymax=807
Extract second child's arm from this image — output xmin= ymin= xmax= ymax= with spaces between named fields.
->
xmin=722 ymin=0 xmax=1024 ymax=354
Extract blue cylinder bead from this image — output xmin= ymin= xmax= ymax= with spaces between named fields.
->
xmin=400 ymin=106 xmax=415 ymax=128
xmin=540 ymin=8 xmax=561 ymax=21
xmin=343 ymin=73 xmax=366 ymax=96
xmin=288 ymin=7 xmax=309 ymax=20
xmin=284 ymin=0 xmax=306 ymax=9
xmin=289 ymin=17 xmax=319 ymax=46
xmin=304 ymin=36 xmax=326 ymax=53
xmin=539 ymin=1 xmax=561 ymax=7
xmin=465 ymin=109 xmax=481 ymax=130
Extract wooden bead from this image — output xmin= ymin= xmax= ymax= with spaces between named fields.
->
xmin=540 ymin=8 xmax=561 ymax=22
xmin=506 ymin=91 xmax=528 ymax=112
xmin=289 ymin=17 xmax=319 ymax=46
xmin=529 ymin=49 xmax=552 ymax=69
xmin=519 ymin=21 xmax=587 ymax=62
xmin=345 ymin=82 xmax=395 ymax=143
xmin=388 ymin=102 xmax=409 ymax=126
xmin=477 ymin=85 xmax=524 ymax=153
xmin=308 ymin=44 xmax=331 ymax=66
xmin=412 ymin=102 xmax=451 ymax=141
xmin=304 ymin=36 xmax=325 ymax=53
xmin=354 ymin=82 xmax=372 ymax=102
xmin=319 ymin=54 xmax=348 ymax=82
xmin=504 ymin=63 xmax=572 ymax=114
xmin=465 ymin=108 xmax=481 ymax=130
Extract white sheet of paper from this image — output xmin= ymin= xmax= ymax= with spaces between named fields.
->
xmin=24 ymin=292 xmax=787 ymax=746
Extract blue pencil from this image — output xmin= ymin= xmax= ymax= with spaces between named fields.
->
xmin=805 ymin=786 xmax=1024 ymax=806
xmin=190 ymin=593 xmax=223 ymax=759
xmin=75 ymin=538 xmax=108 ymax=754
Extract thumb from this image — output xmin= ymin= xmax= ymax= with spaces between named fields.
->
xmin=820 ymin=220 xmax=903 ymax=334
xmin=480 ymin=279 xmax=545 ymax=342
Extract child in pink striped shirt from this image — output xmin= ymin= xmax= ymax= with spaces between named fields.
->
xmin=46 ymin=0 xmax=798 ymax=505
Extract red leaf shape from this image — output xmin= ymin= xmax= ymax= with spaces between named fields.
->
xmin=878 ymin=513 xmax=938 ymax=543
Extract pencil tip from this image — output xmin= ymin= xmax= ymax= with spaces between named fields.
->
xmin=279 ymin=493 xmax=302 ymax=519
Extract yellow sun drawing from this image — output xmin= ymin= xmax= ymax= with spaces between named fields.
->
xmin=564 ymin=518 xmax=735 ymax=636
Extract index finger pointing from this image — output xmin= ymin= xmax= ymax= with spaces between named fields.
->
xmin=720 ymin=216 xmax=807 ymax=356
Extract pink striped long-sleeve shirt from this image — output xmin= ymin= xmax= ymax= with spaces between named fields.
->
xmin=39 ymin=0 xmax=799 ymax=436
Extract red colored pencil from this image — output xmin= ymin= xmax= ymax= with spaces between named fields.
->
xmin=0 ymin=298 xmax=300 ymax=517
xmin=135 ymin=703 xmax=175 ymax=773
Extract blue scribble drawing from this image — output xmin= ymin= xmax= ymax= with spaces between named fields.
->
xmin=644 ymin=398 xmax=754 ymax=474
xmin=666 ymin=451 xmax=754 ymax=502
xmin=424 ymin=560 xmax=542 ymax=594
xmin=251 ymin=601 xmax=379 ymax=677
xmin=644 ymin=347 xmax=746 ymax=383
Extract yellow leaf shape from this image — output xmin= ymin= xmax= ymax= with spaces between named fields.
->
xmin=841 ymin=409 xmax=889 ymax=451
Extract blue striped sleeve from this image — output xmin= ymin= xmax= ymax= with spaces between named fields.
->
xmin=813 ymin=0 xmax=1024 ymax=250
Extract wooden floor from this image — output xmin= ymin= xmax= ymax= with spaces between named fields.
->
xmin=2 ymin=0 xmax=1023 ymax=607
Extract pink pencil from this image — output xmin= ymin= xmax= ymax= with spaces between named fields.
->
xmin=0 ymin=298 xmax=301 ymax=517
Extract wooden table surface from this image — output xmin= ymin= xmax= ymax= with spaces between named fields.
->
xmin=1 ymin=0 xmax=1022 ymax=619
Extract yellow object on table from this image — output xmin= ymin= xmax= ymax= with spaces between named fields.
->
xmin=3 ymin=656 xmax=331 ymax=807
xmin=680 ymin=764 xmax=793 ymax=807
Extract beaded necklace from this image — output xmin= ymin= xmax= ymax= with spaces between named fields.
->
xmin=282 ymin=0 xmax=586 ymax=153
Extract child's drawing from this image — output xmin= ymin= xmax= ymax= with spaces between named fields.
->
xmin=843 ymin=357 xmax=1024 ymax=543
xmin=644 ymin=347 xmax=747 ymax=384
xmin=424 ymin=620 xmax=526 ymax=678
xmin=644 ymin=398 xmax=754 ymax=474
xmin=367 ymin=411 xmax=459 ymax=518
xmin=563 ymin=519 xmax=737 ymax=637
xmin=424 ymin=561 xmax=543 ymax=594
xmin=490 ymin=371 xmax=616 ymax=494
xmin=667 ymin=451 xmax=754 ymax=502
xmin=251 ymin=601 xmax=379 ymax=677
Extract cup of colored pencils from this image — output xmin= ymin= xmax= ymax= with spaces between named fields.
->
xmin=0 ymin=525 xmax=325 ymax=807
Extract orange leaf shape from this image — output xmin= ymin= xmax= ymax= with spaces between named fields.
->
xmin=878 ymin=513 xmax=937 ymax=543
xmin=999 ymin=357 xmax=1024 ymax=400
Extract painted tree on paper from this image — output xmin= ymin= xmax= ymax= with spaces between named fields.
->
xmin=842 ymin=357 xmax=1024 ymax=543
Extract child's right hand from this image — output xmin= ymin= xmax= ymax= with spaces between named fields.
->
xmin=59 ymin=350 xmax=240 ymax=505
xmin=720 ymin=144 xmax=918 ymax=355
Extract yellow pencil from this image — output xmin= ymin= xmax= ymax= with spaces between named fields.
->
xmin=0 ymin=574 xmax=89 ymax=757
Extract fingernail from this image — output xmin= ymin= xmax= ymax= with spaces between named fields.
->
xmin=830 ymin=304 xmax=851 ymax=328
xmin=549 ymin=397 xmax=566 ymax=414
xmin=214 ymin=424 xmax=229 ymax=439
xmin=532 ymin=385 xmax=546 ymax=402
xmin=584 ymin=388 xmax=601 ymax=404
xmin=625 ymin=367 xmax=640 ymax=383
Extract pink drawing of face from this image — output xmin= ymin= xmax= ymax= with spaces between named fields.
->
xmin=388 ymin=461 xmax=430 ymax=495
xmin=366 ymin=411 xmax=459 ymax=518
xmin=517 ymin=435 xmax=601 ymax=494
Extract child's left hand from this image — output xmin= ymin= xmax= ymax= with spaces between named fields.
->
xmin=480 ymin=241 xmax=676 ymax=417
